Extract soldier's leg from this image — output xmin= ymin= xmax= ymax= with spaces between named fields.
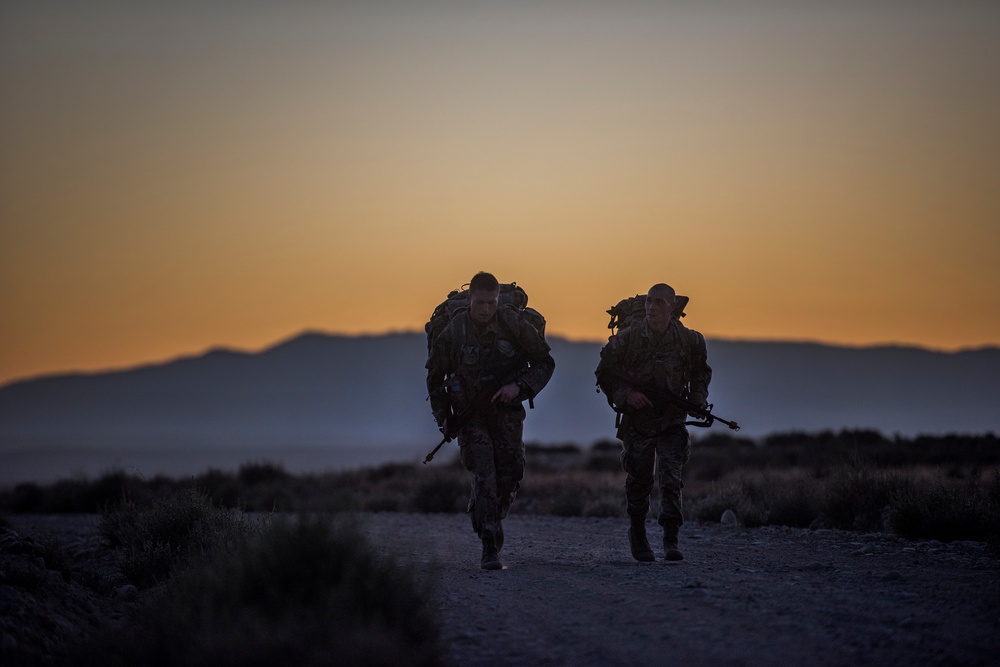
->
xmin=488 ymin=406 xmax=526 ymax=557
xmin=493 ymin=406 xmax=526 ymax=521
xmin=622 ymin=434 xmax=656 ymax=519
xmin=621 ymin=434 xmax=656 ymax=561
xmin=459 ymin=422 xmax=503 ymax=570
xmin=458 ymin=424 xmax=499 ymax=539
xmin=655 ymin=425 xmax=692 ymax=561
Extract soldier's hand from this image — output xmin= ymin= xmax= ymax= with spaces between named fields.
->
xmin=687 ymin=399 xmax=709 ymax=417
xmin=625 ymin=389 xmax=653 ymax=410
xmin=492 ymin=383 xmax=520 ymax=404
xmin=438 ymin=418 xmax=449 ymax=436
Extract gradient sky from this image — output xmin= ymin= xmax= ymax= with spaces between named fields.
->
xmin=2 ymin=1 xmax=998 ymax=386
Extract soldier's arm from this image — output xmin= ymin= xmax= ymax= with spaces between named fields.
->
xmin=595 ymin=332 xmax=633 ymax=409
xmin=516 ymin=321 xmax=555 ymax=399
xmin=425 ymin=333 xmax=453 ymax=427
xmin=687 ymin=330 xmax=712 ymax=408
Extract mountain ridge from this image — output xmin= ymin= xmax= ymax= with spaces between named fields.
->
xmin=2 ymin=331 xmax=998 ymax=484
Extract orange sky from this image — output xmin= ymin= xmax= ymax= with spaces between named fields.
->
xmin=1 ymin=1 xmax=999 ymax=386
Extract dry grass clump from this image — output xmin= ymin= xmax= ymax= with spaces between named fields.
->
xmin=887 ymin=472 xmax=1000 ymax=545
xmin=69 ymin=491 xmax=444 ymax=666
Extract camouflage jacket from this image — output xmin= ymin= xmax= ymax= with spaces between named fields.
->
xmin=425 ymin=308 xmax=555 ymax=427
xmin=595 ymin=317 xmax=712 ymax=433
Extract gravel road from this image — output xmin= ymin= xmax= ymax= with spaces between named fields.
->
xmin=5 ymin=512 xmax=999 ymax=666
xmin=363 ymin=512 xmax=1000 ymax=666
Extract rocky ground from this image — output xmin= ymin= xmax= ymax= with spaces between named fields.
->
xmin=3 ymin=512 xmax=999 ymax=666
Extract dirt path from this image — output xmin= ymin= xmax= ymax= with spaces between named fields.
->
xmin=363 ymin=513 xmax=999 ymax=667
xmin=5 ymin=513 xmax=999 ymax=666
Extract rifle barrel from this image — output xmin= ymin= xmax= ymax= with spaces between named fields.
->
xmin=423 ymin=436 xmax=449 ymax=464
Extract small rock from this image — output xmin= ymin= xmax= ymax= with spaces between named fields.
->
xmin=720 ymin=509 xmax=737 ymax=526
xmin=853 ymin=543 xmax=878 ymax=556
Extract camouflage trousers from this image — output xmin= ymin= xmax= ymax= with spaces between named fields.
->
xmin=620 ymin=424 xmax=691 ymax=528
xmin=457 ymin=405 xmax=526 ymax=540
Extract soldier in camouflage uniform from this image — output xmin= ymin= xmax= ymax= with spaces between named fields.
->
xmin=595 ymin=283 xmax=712 ymax=562
xmin=426 ymin=272 xmax=555 ymax=570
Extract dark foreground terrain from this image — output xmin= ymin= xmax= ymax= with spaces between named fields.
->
xmin=4 ymin=512 xmax=999 ymax=666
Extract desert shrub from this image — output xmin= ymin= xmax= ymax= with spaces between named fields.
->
xmin=518 ymin=472 xmax=623 ymax=518
xmin=99 ymin=487 xmax=235 ymax=588
xmin=365 ymin=494 xmax=403 ymax=512
xmin=689 ymin=475 xmax=818 ymax=528
xmin=820 ymin=463 xmax=909 ymax=532
xmin=101 ymin=487 xmax=211 ymax=549
xmin=237 ymin=461 xmax=291 ymax=486
xmin=548 ymin=486 xmax=588 ymax=517
xmin=688 ymin=479 xmax=774 ymax=527
xmin=0 ymin=471 xmax=144 ymax=513
xmin=582 ymin=454 xmax=621 ymax=473
xmin=689 ymin=482 xmax=746 ymax=524
xmin=686 ymin=448 xmax=733 ymax=482
xmin=525 ymin=442 xmax=586 ymax=473
xmin=35 ymin=479 xmax=91 ymax=513
xmin=193 ymin=468 xmax=241 ymax=507
xmin=239 ymin=483 xmax=294 ymax=512
xmin=74 ymin=515 xmax=444 ymax=667
xmin=79 ymin=470 xmax=136 ymax=510
xmin=687 ymin=463 xmax=1000 ymax=544
xmin=888 ymin=473 xmax=1000 ymax=543
xmin=758 ymin=478 xmax=818 ymax=528
xmin=365 ymin=462 xmax=418 ymax=483
xmin=583 ymin=440 xmax=621 ymax=473
xmin=317 ymin=485 xmax=360 ymax=512
xmin=412 ymin=470 xmax=466 ymax=514
xmin=5 ymin=482 xmax=45 ymax=512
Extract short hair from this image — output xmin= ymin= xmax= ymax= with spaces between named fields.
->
xmin=648 ymin=283 xmax=676 ymax=300
xmin=470 ymin=271 xmax=500 ymax=293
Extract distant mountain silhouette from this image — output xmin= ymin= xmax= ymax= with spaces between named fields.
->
xmin=2 ymin=332 xmax=998 ymax=484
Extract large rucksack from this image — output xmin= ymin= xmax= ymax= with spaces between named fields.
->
xmin=425 ymin=282 xmax=546 ymax=409
xmin=605 ymin=293 xmax=689 ymax=334
xmin=597 ymin=292 xmax=691 ymax=416
xmin=425 ymin=282 xmax=546 ymax=354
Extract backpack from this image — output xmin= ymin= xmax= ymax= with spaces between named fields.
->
xmin=425 ymin=282 xmax=546 ymax=354
xmin=425 ymin=282 xmax=546 ymax=409
xmin=598 ymin=293 xmax=692 ymax=417
xmin=605 ymin=293 xmax=689 ymax=334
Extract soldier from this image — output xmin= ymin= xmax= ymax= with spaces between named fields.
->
xmin=595 ymin=283 xmax=712 ymax=562
xmin=426 ymin=272 xmax=555 ymax=570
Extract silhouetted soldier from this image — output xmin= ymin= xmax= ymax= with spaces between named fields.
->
xmin=426 ymin=272 xmax=555 ymax=570
xmin=596 ymin=283 xmax=712 ymax=561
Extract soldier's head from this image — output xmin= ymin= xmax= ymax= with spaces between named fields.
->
xmin=645 ymin=283 xmax=676 ymax=332
xmin=468 ymin=271 xmax=500 ymax=325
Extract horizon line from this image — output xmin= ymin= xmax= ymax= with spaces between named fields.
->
xmin=2 ymin=328 xmax=998 ymax=390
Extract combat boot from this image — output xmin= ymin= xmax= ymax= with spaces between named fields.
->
xmin=663 ymin=525 xmax=684 ymax=561
xmin=628 ymin=517 xmax=655 ymax=562
xmin=480 ymin=532 xmax=503 ymax=571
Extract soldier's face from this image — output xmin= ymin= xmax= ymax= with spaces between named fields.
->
xmin=645 ymin=289 xmax=675 ymax=331
xmin=469 ymin=289 xmax=499 ymax=324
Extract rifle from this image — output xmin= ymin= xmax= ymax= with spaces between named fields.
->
xmin=636 ymin=381 xmax=741 ymax=431
xmin=598 ymin=370 xmax=740 ymax=431
xmin=423 ymin=375 xmax=520 ymax=464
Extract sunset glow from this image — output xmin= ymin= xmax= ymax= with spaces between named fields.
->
xmin=2 ymin=1 xmax=998 ymax=386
